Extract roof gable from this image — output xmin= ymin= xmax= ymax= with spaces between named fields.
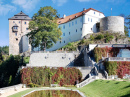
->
xmin=58 ymin=8 xmax=104 ymax=24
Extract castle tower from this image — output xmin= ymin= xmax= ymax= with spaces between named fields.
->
xmin=9 ymin=11 xmax=31 ymax=55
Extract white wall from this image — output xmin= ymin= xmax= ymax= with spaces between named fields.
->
xmin=82 ymin=10 xmax=105 ymax=38
xmin=47 ymin=16 xmax=83 ymax=51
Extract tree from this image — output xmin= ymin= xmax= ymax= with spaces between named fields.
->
xmin=124 ymin=25 xmax=129 ymax=36
xmin=119 ymin=14 xmax=129 ymax=36
xmin=126 ymin=15 xmax=130 ymax=29
xmin=27 ymin=6 xmax=62 ymax=51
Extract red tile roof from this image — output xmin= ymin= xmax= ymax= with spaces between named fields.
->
xmin=58 ymin=8 xmax=104 ymax=24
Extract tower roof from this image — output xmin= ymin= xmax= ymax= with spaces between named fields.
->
xmin=9 ymin=11 xmax=31 ymax=20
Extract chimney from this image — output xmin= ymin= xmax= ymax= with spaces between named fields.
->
xmin=63 ymin=14 xmax=66 ymax=18
xmin=83 ymin=8 xmax=86 ymax=11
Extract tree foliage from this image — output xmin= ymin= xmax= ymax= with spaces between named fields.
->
xmin=126 ymin=15 xmax=130 ymax=29
xmin=119 ymin=14 xmax=129 ymax=36
xmin=0 ymin=55 xmax=22 ymax=88
xmin=0 ymin=46 xmax=9 ymax=55
xmin=27 ymin=6 xmax=62 ymax=51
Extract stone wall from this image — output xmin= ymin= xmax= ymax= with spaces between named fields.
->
xmin=100 ymin=16 xmax=124 ymax=34
xmin=9 ymin=20 xmax=30 ymax=55
xmin=27 ymin=52 xmax=79 ymax=67
xmin=83 ymin=48 xmax=94 ymax=67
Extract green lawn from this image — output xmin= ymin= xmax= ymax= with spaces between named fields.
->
xmin=79 ymin=80 xmax=130 ymax=97
xmin=8 ymin=80 xmax=130 ymax=97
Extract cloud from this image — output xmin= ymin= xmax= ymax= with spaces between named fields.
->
xmin=0 ymin=2 xmax=16 ymax=15
xmin=12 ymin=0 xmax=40 ymax=12
xmin=52 ymin=0 xmax=67 ymax=6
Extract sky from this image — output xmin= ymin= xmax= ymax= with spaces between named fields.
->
xmin=0 ymin=0 xmax=130 ymax=46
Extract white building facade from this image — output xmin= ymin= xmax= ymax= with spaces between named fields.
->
xmin=46 ymin=8 xmax=105 ymax=51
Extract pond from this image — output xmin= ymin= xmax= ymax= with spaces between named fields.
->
xmin=24 ymin=90 xmax=83 ymax=97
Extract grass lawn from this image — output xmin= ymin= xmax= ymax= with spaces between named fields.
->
xmin=8 ymin=80 xmax=130 ymax=97
xmin=79 ymin=80 xmax=130 ymax=97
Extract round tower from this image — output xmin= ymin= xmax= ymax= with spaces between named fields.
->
xmin=100 ymin=16 xmax=124 ymax=34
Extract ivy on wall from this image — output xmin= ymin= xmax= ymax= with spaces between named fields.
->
xmin=94 ymin=47 xmax=121 ymax=62
xmin=104 ymin=61 xmax=130 ymax=78
xmin=21 ymin=67 xmax=82 ymax=87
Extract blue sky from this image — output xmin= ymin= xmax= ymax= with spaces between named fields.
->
xmin=0 ymin=0 xmax=130 ymax=46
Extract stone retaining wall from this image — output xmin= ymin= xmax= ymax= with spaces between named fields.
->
xmin=27 ymin=52 xmax=79 ymax=67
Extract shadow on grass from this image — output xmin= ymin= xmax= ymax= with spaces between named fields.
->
xmin=115 ymin=82 xmax=120 ymax=84
xmin=122 ymin=85 xmax=130 ymax=89
xmin=120 ymin=93 xmax=130 ymax=97
xmin=106 ymin=81 xmax=110 ymax=83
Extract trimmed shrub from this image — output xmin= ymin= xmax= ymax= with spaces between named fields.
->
xmin=95 ymin=34 xmax=104 ymax=40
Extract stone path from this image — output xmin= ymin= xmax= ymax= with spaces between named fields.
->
xmin=0 ymin=88 xmax=29 ymax=97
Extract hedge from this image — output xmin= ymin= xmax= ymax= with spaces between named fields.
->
xmin=21 ymin=67 xmax=82 ymax=87
xmin=94 ymin=47 xmax=122 ymax=62
xmin=104 ymin=61 xmax=130 ymax=78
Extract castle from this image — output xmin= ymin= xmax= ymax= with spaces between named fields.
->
xmin=9 ymin=8 xmax=124 ymax=55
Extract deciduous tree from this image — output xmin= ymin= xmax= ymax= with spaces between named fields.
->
xmin=27 ymin=6 xmax=62 ymax=51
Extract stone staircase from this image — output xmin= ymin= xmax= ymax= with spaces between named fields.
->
xmin=76 ymin=67 xmax=92 ymax=79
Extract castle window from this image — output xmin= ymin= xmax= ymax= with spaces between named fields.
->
xmin=75 ymin=20 xmax=77 ymax=24
xmin=63 ymin=25 xmax=65 ymax=29
xmin=25 ymin=22 xmax=26 ymax=24
xmin=19 ymin=21 xmax=20 ymax=23
xmin=26 ymin=28 xmax=28 ymax=30
xmin=88 ymin=18 xmax=89 ymax=21
xmin=69 ymin=23 xmax=71 ymax=27
xmin=60 ymin=41 xmax=61 ymax=43
xmin=15 ymin=32 xmax=17 ymax=36
xmin=91 ymin=19 xmax=92 ymax=22
xmin=64 ymin=41 xmax=65 ymax=43
xmin=80 ymin=18 xmax=82 ymax=22
xmin=69 ymin=32 xmax=70 ymax=35
xmin=16 ymin=38 xmax=18 ymax=41
xmin=80 ymin=28 xmax=82 ymax=31
xmin=76 ymin=29 xmax=77 ymax=32
xmin=72 ymin=22 xmax=74 ymax=26
xmin=63 ymin=33 xmax=65 ymax=36
xmin=13 ymin=21 xmax=15 ymax=23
